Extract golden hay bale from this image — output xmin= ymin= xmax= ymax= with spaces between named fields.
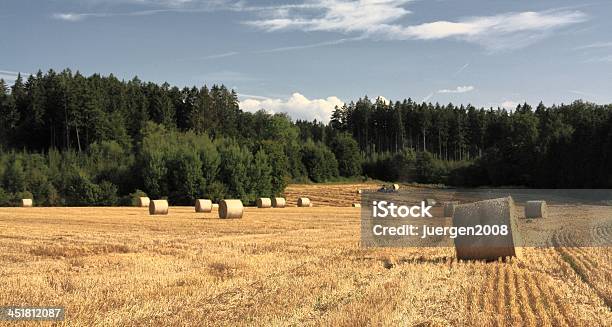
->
xmin=352 ymin=203 xmax=361 ymax=208
xmin=149 ymin=200 xmax=169 ymax=215
xmin=392 ymin=184 xmax=400 ymax=191
xmin=21 ymin=199 xmax=33 ymax=207
xmin=212 ymin=203 xmax=219 ymax=209
xmin=272 ymin=197 xmax=286 ymax=208
xmin=137 ymin=197 xmax=150 ymax=207
xmin=219 ymin=199 xmax=244 ymax=219
xmin=425 ymin=198 xmax=437 ymax=207
xmin=443 ymin=201 xmax=459 ymax=217
xmin=256 ymin=198 xmax=272 ymax=208
xmin=525 ymin=201 xmax=547 ymax=218
xmin=453 ymin=197 xmax=523 ymax=261
xmin=195 ymin=199 xmax=213 ymax=213
xmin=297 ymin=197 xmax=311 ymax=207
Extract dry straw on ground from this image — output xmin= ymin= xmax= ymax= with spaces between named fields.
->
xmin=453 ymin=197 xmax=523 ymax=260
xmin=257 ymin=198 xmax=272 ymax=208
xmin=137 ymin=197 xmax=150 ymax=208
xmin=297 ymin=197 xmax=311 ymax=207
xmin=272 ymin=197 xmax=286 ymax=208
xmin=149 ymin=200 xmax=169 ymax=215
xmin=219 ymin=199 xmax=243 ymax=219
xmin=525 ymin=200 xmax=547 ymax=218
xmin=0 ymin=182 xmax=610 ymax=326
xmin=21 ymin=199 xmax=33 ymax=207
xmin=195 ymin=199 xmax=213 ymax=213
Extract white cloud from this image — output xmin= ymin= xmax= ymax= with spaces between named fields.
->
xmin=239 ymin=92 xmax=344 ymax=122
xmin=438 ymin=85 xmax=475 ymax=94
xmin=374 ymin=96 xmax=390 ymax=104
xmin=501 ymin=100 xmax=519 ymax=110
xmin=246 ymin=1 xmax=587 ymax=50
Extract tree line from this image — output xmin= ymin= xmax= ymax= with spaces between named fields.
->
xmin=0 ymin=70 xmax=361 ymax=206
xmin=326 ymin=97 xmax=612 ymax=187
xmin=0 ymin=69 xmax=611 ymax=206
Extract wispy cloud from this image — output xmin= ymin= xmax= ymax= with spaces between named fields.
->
xmin=569 ymin=90 xmax=598 ymax=99
xmin=52 ymin=0 xmax=240 ymax=21
xmin=583 ymin=55 xmax=612 ymax=63
xmin=237 ymin=93 xmax=270 ymax=101
xmin=438 ymin=85 xmax=475 ymax=94
xmin=246 ymin=1 xmax=587 ymax=51
xmin=180 ymin=37 xmax=363 ymax=62
xmin=452 ymin=63 xmax=470 ymax=77
xmin=255 ymin=36 xmax=363 ymax=54
xmin=0 ymin=70 xmax=30 ymax=83
xmin=183 ymin=51 xmax=240 ymax=61
xmin=574 ymin=41 xmax=612 ymax=50
xmin=198 ymin=70 xmax=255 ymax=83
xmin=52 ymin=10 xmax=176 ymax=21
xmin=52 ymin=1 xmax=587 ymax=52
xmin=245 ymin=0 xmax=413 ymax=32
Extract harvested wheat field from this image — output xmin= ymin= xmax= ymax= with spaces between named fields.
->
xmin=283 ymin=182 xmax=378 ymax=207
xmin=0 ymin=183 xmax=611 ymax=326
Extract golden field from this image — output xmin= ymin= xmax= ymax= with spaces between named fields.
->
xmin=0 ymin=183 xmax=610 ymax=326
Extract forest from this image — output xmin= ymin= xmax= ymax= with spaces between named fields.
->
xmin=0 ymin=69 xmax=611 ymax=206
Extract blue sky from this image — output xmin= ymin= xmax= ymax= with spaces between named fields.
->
xmin=1 ymin=0 xmax=611 ymax=121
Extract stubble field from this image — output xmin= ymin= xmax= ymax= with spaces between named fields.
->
xmin=0 ymin=183 xmax=610 ymax=326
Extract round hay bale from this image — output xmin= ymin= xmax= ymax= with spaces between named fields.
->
xmin=425 ymin=198 xmax=437 ymax=207
xmin=525 ymin=201 xmax=547 ymax=218
xmin=272 ymin=197 xmax=286 ymax=208
xmin=443 ymin=201 xmax=459 ymax=217
xmin=392 ymin=184 xmax=400 ymax=191
xmin=212 ymin=203 xmax=219 ymax=209
xmin=137 ymin=197 xmax=150 ymax=207
xmin=21 ymin=199 xmax=33 ymax=207
xmin=195 ymin=199 xmax=213 ymax=213
xmin=453 ymin=197 xmax=523 ymax=261
xmin=297 ymin=197 xmax=311 ymax=207
xmin=256 ymin=198 xmax=272 ymax=208
xmin=219 ymin=199 xmax=243 ymax=219
xmin=149 ymin=200 xmax=169 ymax=215
xmin=352 ymin=203 xmax=361 ymax=208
